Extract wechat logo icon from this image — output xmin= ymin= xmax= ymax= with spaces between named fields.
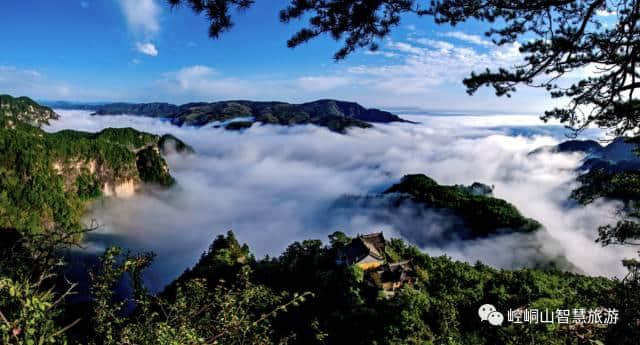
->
xmin=478 ymin=304 xmax=504 ymax=326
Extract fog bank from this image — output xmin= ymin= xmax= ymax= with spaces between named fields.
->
xmin=47 ymin=111 xmax=634 ymax=289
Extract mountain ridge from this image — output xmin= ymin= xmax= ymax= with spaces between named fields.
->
xmin=45 ymin=99 xmax=415 ymax=133
xmin=1 ymin=94 xmax=59 ymax=126
xmin=530 ymin=137 xmax=640 ymax=173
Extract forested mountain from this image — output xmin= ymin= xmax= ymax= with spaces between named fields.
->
xmin=532 ymin=137 xmax=640 ymax=167
xmin=48 ymin=99 xmax=413 ymax=133
xmin=0 ymin=95 xmax=188 ymax=234
xmin=133 ymin=231 xmax=616 ymax=345
xmin=385 ymin=174 xmax=541 ymax=236
xmin=1 ymin=94 xmax=59 ymax=126
xmin=330 ymin=174 xmax=572 ymax=270
xmin=531 ymin=138 xmax=640 ymax=204
xmin=333 ymin=174 xmax=540 ymax=240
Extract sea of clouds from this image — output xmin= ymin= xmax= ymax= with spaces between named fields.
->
xmin=46 ymin=110 xmax=635 ymax=290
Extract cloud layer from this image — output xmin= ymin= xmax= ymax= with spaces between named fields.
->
xmin=118 ymin=0 xmax=161 ymax=57
xmin=46 ymin=111 xmax=635 ymax=290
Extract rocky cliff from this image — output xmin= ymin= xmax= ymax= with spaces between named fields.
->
xmin=1 ymin=94 xmax=59 ymax=127
xmin=0 ymin=95 xmax=192 ymax=233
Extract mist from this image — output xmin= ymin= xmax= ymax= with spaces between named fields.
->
xmin=46 ymin=110 xmax=635 ymax=290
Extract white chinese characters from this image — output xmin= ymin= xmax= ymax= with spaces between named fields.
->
xmin=506 ymin=308 xmax=619 ymax=325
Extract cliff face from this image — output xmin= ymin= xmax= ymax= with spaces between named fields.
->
xmin=52 ymin=158 xmax=141 ymax=199
xmin=48 ymin=128 xmax=181 ymax=199
xmin=0 ymin=94 xmax=59 ymax=126
xmin=0 ymin=95 xmax=191 ymax=233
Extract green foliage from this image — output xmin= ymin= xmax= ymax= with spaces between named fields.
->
xmin=570 ymin=169 xmax=640 ymax=246
xmin=0 ymin=228 xmax=90 ymax=345
xmin=572 ymin=169 xmax=640 ymax=205
xmin=0 ymin=227 xmax=627 ymax=344
xmin=158 ymin=134 xmax=195 ymax=154
xmin=75 ymin=173 xmax=102 ymax=200
xmin=0 ymin=94 xmax=58 ymax=126
xmin=0 ymin=103 xmax=182 ymax=234
xmin=164 ymin=232 xmax=617 ymax=345
xmin=0 ymin=122 xmax=84 ymax=234
xmin=605 ymin=260 xmax=640 ymax=345
xmin=386 ymin=174 xmax=542 ymax=236
xmin=0 ymin=278 xmax=70 ymax=345
xmin=225 ymin=121 xmax=254 ymax=131
xmin=89 ymin=245 xmax=310 ymax=345
xmin=136 ymin=147 xmax=175 ymax=186
xmin=328 ymin=231 xmax=351 ymax=248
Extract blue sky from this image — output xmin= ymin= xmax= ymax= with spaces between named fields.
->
xmin=0 ymin=0 xmax=585 ymax=113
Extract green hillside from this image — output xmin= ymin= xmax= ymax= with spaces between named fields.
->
xmin=1 ymin=94 xmax=59 ymax=126
xmin=385 ymin=174 xmax=542 ymax=236
xmin=0 ymin=96 xmax=185 ymax=234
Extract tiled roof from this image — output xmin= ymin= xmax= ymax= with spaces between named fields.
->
xmin=358 ymin=232 xmax=385 ymax=259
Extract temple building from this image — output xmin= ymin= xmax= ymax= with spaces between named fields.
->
xmin=370 ymin=260 xmax=419 ymax=297
xmin=336 ymin=232 xmax=387 ymax=270
xmin=336 ymin=232 xmax=419 ymax=297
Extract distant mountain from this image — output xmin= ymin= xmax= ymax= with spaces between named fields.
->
xmin=384 ymin=174 xmax=541 ymax=236
xmin=532 ymin=137 xmax=640 ymax=208
xmin=93 ymin=102 xmax=180 ymax=118
xmin=48 ymin=99 xmax=414 ymax=133
xmin=530 ymin=137 xmax=640 ymax=172
xmin=534 ymin=137 xmax=638 ymax=161
xmin=40 ymin=100 xmax=106 ymax=111
xmin=332 ymin=174 xmax=541 ymax=244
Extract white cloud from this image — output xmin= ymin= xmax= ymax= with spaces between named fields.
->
xmin=159 ymin=65 xmax=266 ymax=100
xmin=442 ymin=31 xmax=493 ymax=47
xmin=158 ymin=66 xmax=356 ymax=101
xmin=119 ymin=0 xmax=161 ymax=56
xmin=346 ymin=40 xmax=499 ymax=93
xmin=118 ymin=0 xmax=161 ymax=36
xmin=0 ymin=65 xmax=118 ymax=101
xmin=136 ymin=42 xmax=158 ymax=56
xmin=154 ymin=33 xmax=529 ymax=108
xmin=596 ymin=9 xmax=617 ymax=16
xmin=411 ymin=38 xmax=455 ymax=51
xmin=364 ymin=50 xmax=397 ymax=58
xmin=46 ymin=111 xmax=631 ymax=290
xmin=295 ymin=76 xmax=352 ymax=92
xmin=153 ymin=34 xmax=551 ymax=112
xmin=331 ymin=36 xmax=551 ymax=112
